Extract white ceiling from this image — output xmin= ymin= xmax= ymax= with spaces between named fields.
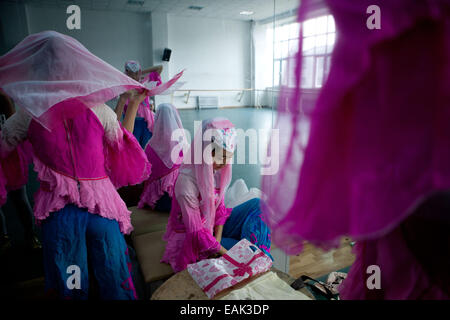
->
xmin=22 ymin=0 xmax=300 ymax=21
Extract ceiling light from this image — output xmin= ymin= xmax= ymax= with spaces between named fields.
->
xmin=127 ymin=0 xmax=145 ymax=5
xmin=240 ymin=11 xmax=254 ymax=15
xmin=188 ymin=6 xmax=204 ymax=11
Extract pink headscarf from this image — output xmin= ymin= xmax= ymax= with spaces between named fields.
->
xmin=262 ymin=0 xmax=450 ymax=253
xmin=0 ymin=31 xmax=148 ymax=130
xmin=182 ymin=117 xmax=236 ymax=233
xmin=148 ymin=103 xmax=185 ymax=169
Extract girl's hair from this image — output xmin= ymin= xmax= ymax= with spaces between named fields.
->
xmin=0 ymin=92 xmax=15 ymax=118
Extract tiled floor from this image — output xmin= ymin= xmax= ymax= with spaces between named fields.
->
xmin=289 ymin=238 xmax=356 ymax=279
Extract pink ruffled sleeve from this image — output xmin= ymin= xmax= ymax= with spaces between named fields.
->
xmin=0 ymin=129 xmax=32 ymax=191
xmin=174 ymin=186 xmax=221 ymax=270
xmin=146 ymin=72 xmax=162 ymax=86
xmin=215 ymin=198 xmax=232 ymax=226
xmin=91 ymin=104 xmax=151 ymax=189
xmin=104 ymin=124 xmax=151 ymax=189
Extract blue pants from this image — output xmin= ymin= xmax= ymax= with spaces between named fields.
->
xmin=133 ymin=117 xmax=152 ymax=149
xmin=41 ymin=205 xmax=136 ymax=300
xmin=221 ymin=198 xmax=273 ymax=260
xmin=154 ymin=192 xmax=173 ymax=212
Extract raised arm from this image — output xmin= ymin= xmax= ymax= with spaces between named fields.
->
xmin=122 ymin=90 xmax=147 ymax=133
xmin=114 ymin=91 xmax=130 ymax=121
xmin=141 ymin=65 xmax=163 ymax=75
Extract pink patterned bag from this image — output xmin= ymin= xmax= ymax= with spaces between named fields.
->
xmin=187 ymin=239 xmax=273 ymax=299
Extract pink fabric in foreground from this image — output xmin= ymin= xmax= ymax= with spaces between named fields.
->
xmin=339 ymin=236 xmax=449 ymax=300
xmin=262 ymin=0 xmax=450 ymax=252
xmin=0 ymin=31 xmax=147 ymax=131
xmin=261 ymin=0 xmax=450 ymax=300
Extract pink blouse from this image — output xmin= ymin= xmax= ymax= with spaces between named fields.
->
xmin=161 ymin=168 xmax=232 ymax=272
xmin=0 ymin=104 xmax=151 ymax=234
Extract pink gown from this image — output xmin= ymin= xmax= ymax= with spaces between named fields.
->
xmin=0 ymin=104 xmax=150 ymax=234
xmin=161 ymin=169 xmax=232 ymax=272
xmin=138 ymin=103 xmax=185 ymax=209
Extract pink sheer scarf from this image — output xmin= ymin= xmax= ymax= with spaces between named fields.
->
xmin=0 ymin=31 xmax=148 ymax=130
xmin=262 ymin=0 xmax=450 ymax=253
xmin=148 ymin=103 xmax=185 ymax=169
xmin=181 ymin=118 xmax=236 ymax=233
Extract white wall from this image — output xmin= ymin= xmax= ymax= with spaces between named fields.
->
xmin=151 ymin=12 xmax=169 ymax=80
xmin=162 ymin=15 xmax=252 ymax=109
xmin=25 ymin=5 xmax=152 ymax=71
xmin=3 ymin=6 xmax=254 ymax=110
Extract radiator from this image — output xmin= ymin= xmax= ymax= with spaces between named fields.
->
xmin=197 ymin=96 xmax=219 ymax=109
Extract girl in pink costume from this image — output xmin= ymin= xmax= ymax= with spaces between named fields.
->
xmin=0 ymin=31 xmax=151 ymax=299
xmin=262 ymin=0 xmax=450 ymax=299
xmin=162 ymin=118 xmax=272 ymax=273
xmin=115 ymin=61 xmax=163 ymax=148
xmin=138 ymin=103 xmax=186 ymax=212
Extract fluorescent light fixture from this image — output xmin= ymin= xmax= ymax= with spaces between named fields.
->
xmin=127 ymin=0 xmax=145 ymax=5
xmin=240 ymin=11 xmax=254 ymax=15
xmin=188 ymin=6 xmax=204 ymax=11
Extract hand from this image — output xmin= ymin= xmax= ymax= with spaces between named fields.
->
xmin=129 ymin=89 xmax=147 ymax=104
xmin=119 ymin=90 xmax=133 ymax=103
xmin=218 ymin=246 xmax=228 ymax=256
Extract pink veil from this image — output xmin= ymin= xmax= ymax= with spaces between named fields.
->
xmin=148 ymin=103 xmax=185 ymax=168
xmin=0 ymin=31 xmax=147 ymax=130
xmin=182 ymin=117 xmax=236 ymax=233
xmin=262 ymin=0 xmax=450 ymax=254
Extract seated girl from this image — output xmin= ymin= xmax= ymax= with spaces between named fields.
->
xmin=138 ymin=103 xmax=185 ymax=212
xmin=161 ymin=117 xmax=272 ymax=273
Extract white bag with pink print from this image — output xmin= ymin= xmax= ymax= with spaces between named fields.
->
xmin=187 ymin=239 xmax=273 ymax=299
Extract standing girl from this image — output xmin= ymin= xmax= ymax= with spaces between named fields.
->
xmin=0 ymin=31 xmax=151 ymax=299
xmin=115 ymin=60 xmax=163 ymax=148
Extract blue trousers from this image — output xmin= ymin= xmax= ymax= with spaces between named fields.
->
xmin=154 ymin=192 xmax=173 ymax=212
xmin=133 ymin=117 xmax=152 ymax=149
xmin=221 ymin=198 xmax=273 ymax=260
xmin=41 ymin=205 xmax=136 ymax=300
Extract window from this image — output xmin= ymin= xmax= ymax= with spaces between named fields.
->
xmin=271 ymin=14 xmax=335 ymax=89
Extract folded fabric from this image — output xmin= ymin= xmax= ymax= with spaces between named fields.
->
xmin=187 ymin=239 xmax=272 ymax=299
xmin=220 ymin=271 xmax=312 ymax=300
xmin=225 ymin=179 xmax=262 ymax=209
